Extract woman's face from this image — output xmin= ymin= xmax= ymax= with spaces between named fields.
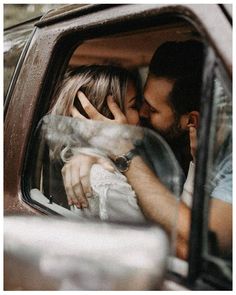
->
xmin=124 ymin=80 xmax=140 ymax=126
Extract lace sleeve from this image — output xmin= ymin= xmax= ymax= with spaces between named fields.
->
xmin=90 ymin=164 xmax=146 ymax=223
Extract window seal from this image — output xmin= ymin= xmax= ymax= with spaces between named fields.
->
xmin=187 ymin=45 xmax=216 ymax=283
xmin=4 ymin=27 xmax=36 ymax=118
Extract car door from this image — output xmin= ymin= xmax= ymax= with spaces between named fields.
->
xmin=4 ymin=4 xmax=232 ymax=290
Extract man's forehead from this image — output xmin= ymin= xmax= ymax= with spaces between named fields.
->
xmin=145 ymin=74 xmax=174 ymax=87
xmin=144 ymin=76 xmax=174 ymax=104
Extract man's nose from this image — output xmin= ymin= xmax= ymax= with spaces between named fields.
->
xmin=139 ymin=102 xmax=149 ymax=119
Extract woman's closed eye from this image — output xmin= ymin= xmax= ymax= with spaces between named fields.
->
xmin=127 ymin=96 xmax=142 ymax=110
xmin=150 ymin=106 xmax=160 ymax=114
xmin=129 ymin=103 xmax=138 ymax=110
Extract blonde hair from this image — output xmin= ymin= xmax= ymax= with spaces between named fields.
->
xmin=46 ymin=65 xmax=141 ymax=161
xmin=49 ymin=65 xmax=140 ymax=118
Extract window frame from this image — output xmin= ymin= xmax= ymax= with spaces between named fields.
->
xmin=188 ymin=51 xmax=232 ymax=289
xmin=4 ymin=4 xmax=232 ymax=289
xmin=4 ymin=22 xmax=37 ymax=115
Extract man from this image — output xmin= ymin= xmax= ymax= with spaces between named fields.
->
xmin=61 ymin=40 xmax=231 ymax=259
xmin=139 ymin=40 xmax=203 ymax=175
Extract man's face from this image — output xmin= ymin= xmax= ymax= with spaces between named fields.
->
xmin=140 ymin=75 xmax=185 ymax=142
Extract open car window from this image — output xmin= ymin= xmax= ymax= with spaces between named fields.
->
xmin=203 ymin=69 xmax=232 ymax=277
xmin=29 ymin=116 xmax=183 ymax=222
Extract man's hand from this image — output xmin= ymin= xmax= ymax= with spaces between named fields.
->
xmin=71 ymin=91 xmax=127 ymax=124
xmin=61 ymin=153 xmax=115 ymax=208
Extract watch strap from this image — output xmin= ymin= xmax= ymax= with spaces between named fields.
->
xmin=125 ymin=147 xmax=139 ymax=161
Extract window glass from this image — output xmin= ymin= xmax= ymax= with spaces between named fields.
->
xmin=23 ymin=18 xmax=203 ymax=264
xmin=205 ymin=69 xmax=232 ymax=261
xmin=31 ymin=116 xmax=183 ymax=221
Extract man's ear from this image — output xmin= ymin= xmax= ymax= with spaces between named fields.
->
xmin=180 ymin=111 xmax=200 ymax=129
xmin=187 ymin=111 xmax=200 ymax=128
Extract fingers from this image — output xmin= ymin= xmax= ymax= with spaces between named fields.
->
xmin=71 ymin=106 xmax=87 ymax=120
xmin=61 ymin=159 xmax=88 ymax=209
xmin=189 ymin=126 xmax=197 ymax=146
xmin=61 ymin=151 xmax=116 ymax=210
xmin=78 ymin=160 xmax=93 ymax=198
xmin=70 ymin=168 xmax=88 ymax=208
xmin=189 ymin=126 xmax=197 ymax=162
xmin=61 ymin=163 xmax=82 ymax=208
xmin=61 ymin=153 xmax=102 ymax=208
xmin=98 ymin=157 xmax=115 ymax=172
xmin=107 ymin=95 xmax=127 ymax=124
xmin=75 ymin=91 xmax=127 ymax=124
xmin=77 ymin=91 xmax=107 ymax=121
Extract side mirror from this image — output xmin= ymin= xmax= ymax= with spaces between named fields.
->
xmin=4 ymin=216 xmax=169 ymax=290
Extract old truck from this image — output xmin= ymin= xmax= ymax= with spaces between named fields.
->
xmin=4 ymin=4 xmax=232 ymax=290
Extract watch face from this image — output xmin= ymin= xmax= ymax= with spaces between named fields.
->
xmin=115 ymin=156 xmax=129 ymax=172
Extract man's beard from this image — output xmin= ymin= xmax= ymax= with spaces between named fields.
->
xmin=155 ymin=118 xmax=187 ymax=146
xmin=140 ymin=115 xmax=191 ymax=175
xmin=140 ymin=114 xmax=186 ymax=144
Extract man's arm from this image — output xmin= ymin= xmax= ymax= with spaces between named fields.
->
xmin=125 ymin=155 xmax=232 ymax=259
xmin=124 ymin=156 xmax=191 ymax=259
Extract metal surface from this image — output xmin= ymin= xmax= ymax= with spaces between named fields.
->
xmin=36 ymin=4 xmax=114 ymax=27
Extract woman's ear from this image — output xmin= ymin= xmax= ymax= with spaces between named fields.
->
xmin=187 ymin=111 xmax=200 ymax=129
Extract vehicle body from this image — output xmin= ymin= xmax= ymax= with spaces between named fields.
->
xmin=4 ymin=4 xmax=232 ymax=291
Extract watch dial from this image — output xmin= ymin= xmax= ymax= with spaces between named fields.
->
xmin=115 ymin=156 xmax=129 ymax=172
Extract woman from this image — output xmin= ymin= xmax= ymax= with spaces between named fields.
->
xmin=48 ymin=64 xmax=147 ymax=223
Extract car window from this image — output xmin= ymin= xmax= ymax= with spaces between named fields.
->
xmin=30 ymin=115 xmax=183 ymax=222
xmin=203 ymin=67 xmax=232 ymax=279
xmin=19 ymin=10 xmax=207 ymax=266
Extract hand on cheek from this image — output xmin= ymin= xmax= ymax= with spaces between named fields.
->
xmin=189 ymin=126 xmax=197 ymax=163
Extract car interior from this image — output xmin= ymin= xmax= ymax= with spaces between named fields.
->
xmin=69 ymin=20 xmax=200 ymax=79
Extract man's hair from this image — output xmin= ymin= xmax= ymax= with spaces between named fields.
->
xmin=149 ymin=40 xmax=205 ymax=115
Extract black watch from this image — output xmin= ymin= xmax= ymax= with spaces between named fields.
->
xmin=114 ymin=148 xmax=139 ymax=173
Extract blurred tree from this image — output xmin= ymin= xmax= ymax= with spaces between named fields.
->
xmin=4 ymin=4 xmax=65 ymax=96
xmin=4 ymin=4 xmax=65 ymax=28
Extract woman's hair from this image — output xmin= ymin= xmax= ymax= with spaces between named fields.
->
xmin=46 ymin=64 xmax=142 ymax=162
xmin=49 ymin=64 xmax=142 ymax=118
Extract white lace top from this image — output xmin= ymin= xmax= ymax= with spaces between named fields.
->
xmin=71 ymin=163 xmax=146 ymax=223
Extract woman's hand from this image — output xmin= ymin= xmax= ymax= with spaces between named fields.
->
xmin=61 ymin=153 xmax=115 ymax=208
xmin=71 ymin=91 xmax=128 ymax=124
xmin=189 ymin=126 xmax=197 ymax=163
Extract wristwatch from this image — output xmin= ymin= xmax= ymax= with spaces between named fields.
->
xmin=114 ymin=148 xmax=139 ymax=173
